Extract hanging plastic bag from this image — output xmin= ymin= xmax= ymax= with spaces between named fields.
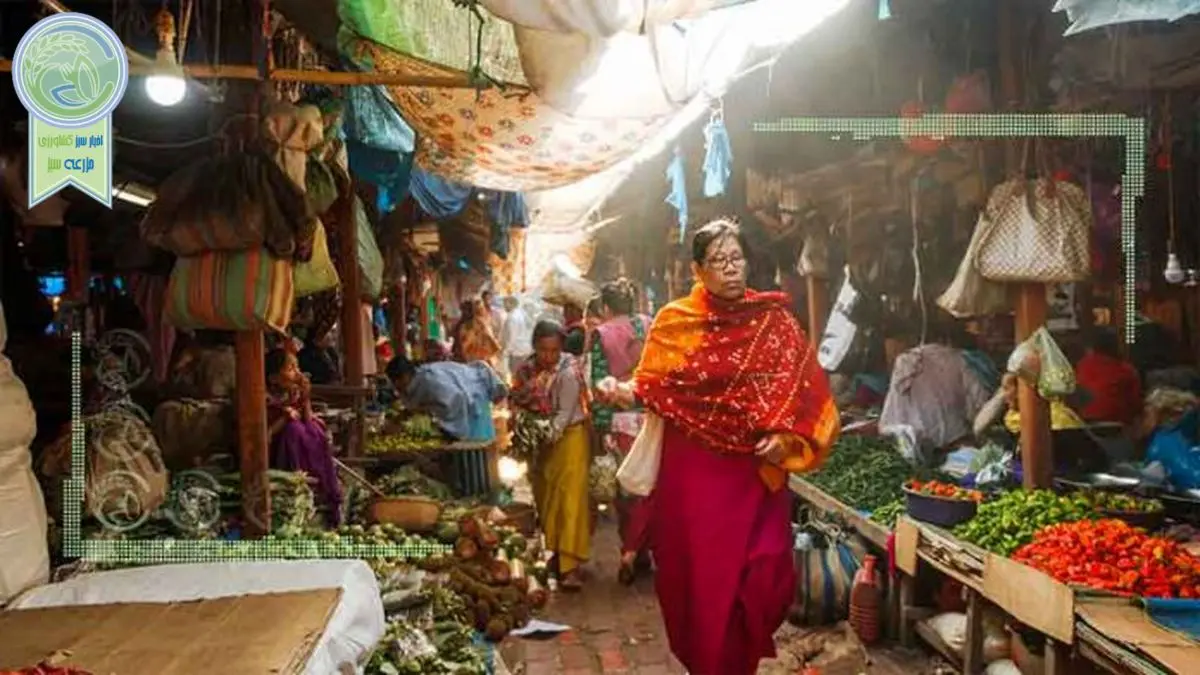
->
xmin=1007 ymin=327 xmax=1076 ymax=399
xmin=294 ymin=220 xmax=340 ymax=297
xmin=817 ymin=276 xmax=862 ymax=372
xmin=354 ymin=198 xmax=384 ymax=301
xmin=616 ymin=412 xmax=664 ymax=497
xmin=938 ymin=212 xmax=1009 ymax=318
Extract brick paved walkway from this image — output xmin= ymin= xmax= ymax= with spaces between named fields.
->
xmin=500 ymin=513 xmax=683 ymax=674
xmin=500 ymin=514 xmax=934 ymax=675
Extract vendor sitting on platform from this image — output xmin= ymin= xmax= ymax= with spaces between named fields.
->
xmin=1075 ymin=327 xmax=1142 ymax=426
xmin=266 ymin=346 xmax=343 ymax=527
xmin=973 ymin=372 xmax=1085 ymax=437
xmin=386 ymin=356 xmax=509 ymax=442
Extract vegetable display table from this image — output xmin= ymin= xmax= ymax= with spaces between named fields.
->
xmin=893 ymin=516 xmax=1200 ymax=675
xmin=348 ymin=440 xmax=498 ymax=497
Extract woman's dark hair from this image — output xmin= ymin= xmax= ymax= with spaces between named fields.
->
xmin=386 ymin=355 xmax=418 ymax=380
xmin=532 ymin=319 xmax=564 ymax=343
xmin=459 ymin=300 xmax=476 ymax=322
xmin=264 ymin=348 xmax=291 ymax=379
xmin=690 ymin=218 xmax=748 ymax=264
xmin=600 ymin=279 xmax=636 ymax=315
xmin=1088 ymin=327 xmax=1121 ymax=358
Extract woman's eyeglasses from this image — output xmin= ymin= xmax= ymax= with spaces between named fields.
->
xmin=705 ymin=254 xmax=746 ymax=270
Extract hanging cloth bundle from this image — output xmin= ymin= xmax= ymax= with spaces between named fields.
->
xmin=702 ymin=104 xmax=733 ymax=198
xmin=665 ymin=146 xmax=688 ymax=243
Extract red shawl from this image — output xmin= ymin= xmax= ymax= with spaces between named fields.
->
xmin=634 ymin=284 xmax=839 ymax=490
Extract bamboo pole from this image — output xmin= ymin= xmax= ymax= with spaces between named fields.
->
xmin=806 ymin=275 xmax=829 ymax=343
xmin=1000 ymin=0 xmax=1053 ymax=490
xmin=0 ymin=59 xmax=479 ymax=89
xmin=339 ymin=180 xmax=366 ymax=388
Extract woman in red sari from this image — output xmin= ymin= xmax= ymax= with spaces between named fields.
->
xmin=604 ymin=219 xmax=839 ymax=674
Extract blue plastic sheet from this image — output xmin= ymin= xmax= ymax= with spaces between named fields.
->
xmin=410 ymin=169 xmax=474 ymax=220
xmin=665 ymin=146 xmax=688 ymax=243
xmin=1144 ymin=598 xmax=1200 ymax=641
xmin=702 ymin=115 xmax=733 ymax=198
xmin=341 ymin=84 xmax=417 ymax=210
xmin=1146 ymin=410 xmax=1200 ymax=491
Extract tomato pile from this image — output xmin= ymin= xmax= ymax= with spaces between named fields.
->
xmin=1012 ymin=519 xmax=1200 ymax=598
xmin=905 ymin=479 xmax=983 ymax=503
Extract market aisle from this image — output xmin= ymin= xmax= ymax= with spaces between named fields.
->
xmin=500 ymin=515 xmax=938 ymax=674
xmin=500 ymin=513 xmax=684 ymax=675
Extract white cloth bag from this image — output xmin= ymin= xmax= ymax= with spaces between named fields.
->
xmin=616 ymin=411 xmax=664 ymax=496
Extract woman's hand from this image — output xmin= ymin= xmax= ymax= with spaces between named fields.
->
xmin=755 ymin=434 xmax=790 ymax=465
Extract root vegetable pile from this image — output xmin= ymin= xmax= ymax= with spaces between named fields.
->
xmin=1013 ymin=519 xmax=1200 ymax=598
xmin=954 ymin=490 xmax=1094 ymax=556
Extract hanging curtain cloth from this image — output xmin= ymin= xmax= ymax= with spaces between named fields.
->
xmin=702 ymin=111 xmax=732 ymax=197
xmin=665 ymin=147 xmax=688 ymax=243
xmin=486 ymin=192 xmax=529 ymax=259
xmin=342 ymin=83 xmax=417 ymax=208
xmin=409 ymin=169 xmax=475 ymax=220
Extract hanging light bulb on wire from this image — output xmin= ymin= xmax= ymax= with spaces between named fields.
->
xmin=1161 ymin=94 xmax=1185 ymax=284
xmin=145 ymin=8 xmax=187 ymax=107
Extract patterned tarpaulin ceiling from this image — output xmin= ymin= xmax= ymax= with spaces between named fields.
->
xmin=337 ymin=0 xmax=850 ymax=192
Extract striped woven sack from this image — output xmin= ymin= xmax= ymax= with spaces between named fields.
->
xmin=166 ymin=248 xmax=295 ymax=332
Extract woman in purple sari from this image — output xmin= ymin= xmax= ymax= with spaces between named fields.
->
xmin=266 ymin=347 xmax=343 ymax=527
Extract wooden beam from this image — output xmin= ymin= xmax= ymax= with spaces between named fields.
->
xmin=805 ymin=275 xmax=828 ymax=341
xmin=235 ymin=329 xmax=271 ymax=537
xmin=0 ymin=59 xmax=480 ymax=89
xmin=1000 ymin=0 xmax=1053 ymax=490
xmin=339 ymin=180 xmax=366 ymax=388
xmin=65 ymin=226 xmax=89 ymax=303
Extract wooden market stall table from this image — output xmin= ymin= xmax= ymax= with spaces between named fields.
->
xmin=788 ymin=475 xmax=902 ymax=638
xmin=345 ymin=440 xmax=498 ymax=496
xmin=893 ymin=516 xmax=1200 ymax=675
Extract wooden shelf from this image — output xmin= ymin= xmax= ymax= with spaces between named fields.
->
xmin=346 ymin=441 xmax=495 ymax=464
xmin=789 ymin=476 xmax=891 ymax=549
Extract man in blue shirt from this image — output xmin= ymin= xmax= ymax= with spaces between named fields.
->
xmin=385 ymin=356 xmax=508 ymax=442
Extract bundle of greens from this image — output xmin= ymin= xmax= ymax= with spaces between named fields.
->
xmin=218 ymin=470 xmax=316 ymax=536
xmin=509 ymin=411 xmax=553 ymax=464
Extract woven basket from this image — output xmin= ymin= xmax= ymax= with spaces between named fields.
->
xmin=369 ymin=496 xmax=442 ymax=532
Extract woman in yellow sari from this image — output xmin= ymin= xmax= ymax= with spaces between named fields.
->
xmin=512 ymin=320 xmax=591 ymax=590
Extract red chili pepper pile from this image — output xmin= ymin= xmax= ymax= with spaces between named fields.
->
xmin=0 ymin=666 xmax=93 ymax=675
xmin=1012 ymin=519 xmax=1200 ymax=598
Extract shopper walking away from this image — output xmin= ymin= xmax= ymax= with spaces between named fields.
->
xmin=590 ymin=278 xmax=655 ymax=584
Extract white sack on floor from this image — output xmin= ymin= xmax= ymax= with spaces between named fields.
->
xmin=9 ymin=559 xmax=385 ymax=674
xmin=0 ymin=300 xmax=49 ymax=605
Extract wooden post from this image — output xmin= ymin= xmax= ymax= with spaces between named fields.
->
xmin=805 ymin=276 xmax=828 ymax=341
xmin=65 ymin=226 xmax=89 ymax=302
xmin=1000 ymin=0 xmax=1053 ymax=489
xmin=235 ymin=329 xmax=271 ymax=537
xmin=338 ymin=180 xmax=365 ymax=387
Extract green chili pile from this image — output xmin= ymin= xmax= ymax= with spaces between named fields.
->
xmin=808 ymin=436 xmax=914 ymax=513
xmin=954 ymin=490 xmax=1094 ymax=556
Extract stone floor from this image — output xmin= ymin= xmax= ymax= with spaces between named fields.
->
xmin=499 ymin=513 xmax=934 ymax=674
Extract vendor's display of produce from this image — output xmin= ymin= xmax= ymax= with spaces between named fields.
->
xmin=419 ymin=514 xmax=547 ymax=641
xmin=808 ymin=436 xmax=915 ymax=513
xmin=905 ymin=480 xmax=984 ymax=502
xmin=955 ymin=490 xmax=1094 ymax=556
xmin=218 ymin=470 xmax=316 ymax=537
xmin=1079 ymin=491 xmax=1164 ymax=514
xmin=1013 ymin=519 xmax=1200 ymax=598
xmin=870 ymin=500 xmax=907 ymax=529
xmin=367 ymin=414 xmax=446 ymax=454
